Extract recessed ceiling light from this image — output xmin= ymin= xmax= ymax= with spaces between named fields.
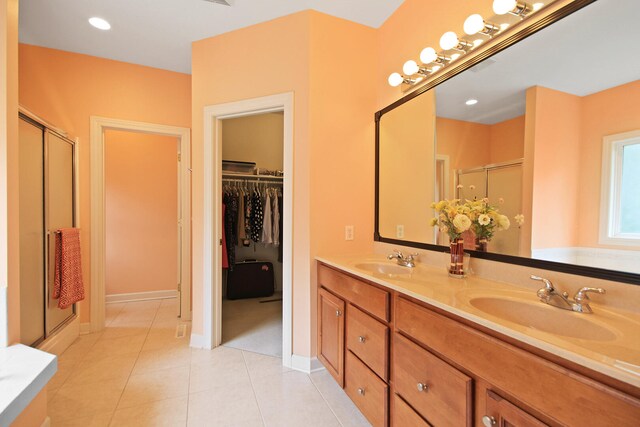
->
xmin=89 ymin=17 xmax=111 ymax=30
xmin=466 ymin=99 xmax=478 ymax=106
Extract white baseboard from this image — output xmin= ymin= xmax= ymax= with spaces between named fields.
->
xmin=41 ymin=416 xmax=51 ymax=427
xmin=106 ymin=290 xmax=177 ymax=304
xmin=79 ymin=323 xmax=92 ymax=335
xmin=290 ymin=355 xmax=324 ymax=374
xmin=0 ymin=286 xmax=7 ymax=347
xmin=189 ymin=333 xmax=208 ymax=349
xmin=37 ymin=317 xmax=79 ymax=356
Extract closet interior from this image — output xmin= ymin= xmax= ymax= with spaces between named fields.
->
xmin=18 ymin=111 xmax=77 ymax=347
xmin=220 ymin=112 xmax=284 ymax=358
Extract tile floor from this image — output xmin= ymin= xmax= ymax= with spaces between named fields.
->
xmin=47 ymin=298 xmax=370 ymax=427
xmin=222 ymin=293 xmax=283 ymax=357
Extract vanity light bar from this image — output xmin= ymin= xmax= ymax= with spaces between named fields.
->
xmin=388 ymin=0 xmax=545 ymax=89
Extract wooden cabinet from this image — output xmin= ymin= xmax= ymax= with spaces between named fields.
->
xmin=346 ymin=304 xmax=389 ymax=381
xmin=317 ymin=262 xmax=640 ymax=427
xmin=318 ymin=288 xmax=345 ymax=386
xmin=393 ymin=333 xmax=472 ymax=427
xmin=345 ymin=351 xmax=389 ymax=427
xmin=483 ymin=390 xmax=547 ymax=427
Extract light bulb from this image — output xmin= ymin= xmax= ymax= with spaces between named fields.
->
xmin=440 ymin=31 xmax=459 ymax=50
xmin=388 ymin=72 xmax=404 ymax=87
xmin=500 ymin=23 xmax=510 ymax=31
xmin=473 ymin=39 xmax=484 ymax=47
xmin=464 ymin=14 xmax=485 ymax=35
xmin=493 ymin=0 xmax=517 ymax=15
xmin=89 ymin=17 xmax=111 ymax=30
xmin=450 ymin=53 xmax=461 ymax=61
xmin=420 ymin=47 xmax=438 ymax=64
xmin=532 ymin=2 xmax=544 ymax=11
xmin=432 ymin=65 xmax=442 ymax=72
xmin=403 ymin=60 xmax=419 ymax=75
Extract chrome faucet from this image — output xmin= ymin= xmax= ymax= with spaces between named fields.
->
xmin=387 ymin=250 xmax=419 ymax=268
xmin=530 ymin=275 xmax=606 ymax=314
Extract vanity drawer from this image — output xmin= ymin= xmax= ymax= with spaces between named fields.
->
xmin=393 ymin=333 xmax=472 ymax=427
xmin=318 ymin=263 xmax=390 ymax=322
xmin=346 ymin=303 xmax=389 ymax=380
xmin=345 ymin=350 xmax=388 ymax=427
xmin=392 ymin=394 xmax=431 ymax=427
xmin=395 ymin=296 xmax=640 ymax=427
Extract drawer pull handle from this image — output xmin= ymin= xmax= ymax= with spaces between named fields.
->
xmin=336 ymin=310 xmax=342 ymax=317
xmin=417 ymin=382 xmax=428 ymax=392
xmin=482 ymin=416 xmax=497 ymax=427
xmin=358 ymin=336 xmax=366 ymax=344
xmin=357 ymin=388 xmax=365 ymax=396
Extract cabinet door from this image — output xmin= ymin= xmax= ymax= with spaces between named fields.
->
xmin=318 ymin=288 xmax=345 ymax=386
xmin=483 ymin=390 xmax=547 ymax=427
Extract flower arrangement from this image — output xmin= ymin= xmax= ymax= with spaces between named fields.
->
xmin=430 ymin=198 xmax=525 ymax=244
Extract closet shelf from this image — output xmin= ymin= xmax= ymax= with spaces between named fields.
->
xmin=222 ymin=173 xmax=283 ymax=181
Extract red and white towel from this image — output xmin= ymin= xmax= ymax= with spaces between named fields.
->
xmin=54 ymin=228 xmax=85 ymax=309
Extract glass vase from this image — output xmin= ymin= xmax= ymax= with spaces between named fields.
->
xmin=448 ymin=238 xmax=466 ymax=278
xmin=475 ymin=237 xmax=488 ymax=252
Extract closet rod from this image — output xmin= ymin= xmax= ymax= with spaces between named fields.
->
xmin=223 ymin=178 xmax=283 ymax=185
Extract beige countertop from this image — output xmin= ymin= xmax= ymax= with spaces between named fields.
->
xmin=316 ymin=254 xmax=640 ymax=389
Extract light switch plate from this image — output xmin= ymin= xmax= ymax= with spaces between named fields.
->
xmin=396 ymin=225 xmax=404 ymax=238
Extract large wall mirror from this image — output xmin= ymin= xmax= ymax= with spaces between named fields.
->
xmin=375 ymin=0 xmax=640 ymax=284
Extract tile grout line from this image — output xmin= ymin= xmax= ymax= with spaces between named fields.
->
xmin=308 ymin=373 xmax=346 ymax=427
xmin=241 ymin=350 xmax=268 ymax=427
xmin=109 ymin=300 xmax=162 ymax=424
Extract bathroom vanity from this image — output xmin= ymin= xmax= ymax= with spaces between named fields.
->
xmin=316 ymin=257 xmax=640 ymax=427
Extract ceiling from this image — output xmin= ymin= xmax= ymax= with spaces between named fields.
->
xmin=19 ymin=0 xmax=404 ymax=74
xmin=436 ymin=0 xmax=640 ymax=124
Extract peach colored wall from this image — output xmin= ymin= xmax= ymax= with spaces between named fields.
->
xmin=1 ymin=0 xmax=19 ymax=345
xmin=105 ymin=130 xmax=178 ymax=296
xmin=11 ymin=388 xmax=47 ymax=427
xmin=19 ymin=44 xmax=191 ymax=323
xmin=191 ymin=11 xmax=376 ymax=356
xmin=222 ymin=112 xmax=284 ymax=171
xmin=579 ymin=80 xmax=640 ymax=250
xmin=528 ymin=86 xmax=581 ymax=250
xmin=490 ymin=115 xmax=525 ymax=164
xmin=436 ymin=117 xmax=492 ymax=169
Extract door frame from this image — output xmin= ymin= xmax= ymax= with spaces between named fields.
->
xmin=200 ymin=92 xmax=294 ymax=368
xmin=89 ymin=116 xmax=192 ymax=332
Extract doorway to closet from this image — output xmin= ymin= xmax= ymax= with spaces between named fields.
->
xmin=220 ymin=112 xmax=284 ymax=358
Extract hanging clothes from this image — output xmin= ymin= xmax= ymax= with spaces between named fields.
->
xmin=237 ymin=189 xmax=246 ymax=243
xmin=272 ymin=189 xmax=280 ymax=247
xmin=261 ymin=190 xmax=273 ymax=244
xmin=222 ymin=203 xmax=229 ymax=269
xmin=250 ymin=189 xmax=263 ymax=242
xmin=243 ymin=192 xmax=252 ymax=247
xmin=278 ymin=191 xmax=284 ymax=262
xmin=223 ymin=192 xmax=239 ymax=269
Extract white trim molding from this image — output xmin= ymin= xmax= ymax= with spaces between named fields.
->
xmin=200 ymin=93 xmax=294 ymax=369
xmin=599 ymin=129 xmax=640 ymax=247
xmin=105 ymin=290 xmax=178 ymax=304
xmin=90 ymin=117 xmax=192 ymax=334
xmin=291 ymin=355 xmax=324 ymax=374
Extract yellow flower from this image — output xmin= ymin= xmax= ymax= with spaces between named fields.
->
xmin=478 ymin=214 xmax=491 ymax=225
xmin=430 ymin=217 xmax=439 ymax=227
xmin=452 ymin=214 xmax=471 ymax=233
xmin=497 ymin=214 xmax=511 ymax=231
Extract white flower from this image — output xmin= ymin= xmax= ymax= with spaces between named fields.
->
xmin=478 ymin=214 xmax=491 ymax=226
xmin=452 ymin=214 xmax=471 ymax=233
xmin=496 ymin=214 xmax=510 ymax=231
xmin=514 ymin=214 xmax=525 ymax=226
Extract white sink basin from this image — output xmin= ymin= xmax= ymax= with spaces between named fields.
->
xmin=354 ymin=262 xmax=412 ymax=277
xmin=469 ymin=296 xmax=618 ymax=341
